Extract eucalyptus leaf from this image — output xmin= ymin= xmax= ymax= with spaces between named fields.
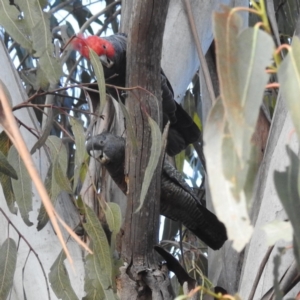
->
xmin=0 ymin=150 xmax=18 ymax=179
xmin=104 ymin=202 xmax=122 ymax=253
xmin=136 ymin=115 xmax=162 ymax=212
xmin=118 ymin=99 xmax=138 ymax=151
xmin=83 ymin=206 xmax=113 ymax=293
xmin=89 ymin=49 xmax=106 ymax=115
xmin=37 ymin=136 xmax=68 ymax=230
xmin=0 ymin=238 xmax=17 ymax=300
xmin=0 ymin=132 xmax=17 ymax=214
xmin=39 ymin=52 xmax=62 ymax=86
xmin=278 ymin=37 xmax=300 ymax=139
xmin=274 ymin=146 xmax=300 ymax=269
xmin=53 ymin=157 xmax=73 ymax=195
xmin=0 ymin=173 xmax=17 ymax=215
xmin=104 ymin=202 xmax=122 ymax=235
xmin=8 ymin=145 xmax=33 ymax=226
xmin=83 ymin=252 xmax=106 ymax=300
xmin=0 ymin=1 xmax=32 ymax=50
xmin=49 ymin=251 xmax=79 ymax=300
xmin=213 ymin=6 xmax=273 ymax=161
xmin=70 ymin=118 xmax=86 ymax=192
xmin=204 ymin=98 xmax=253 ymax=251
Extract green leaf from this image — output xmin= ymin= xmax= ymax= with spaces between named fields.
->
xmin=83 ymin=206 xmax=113 ymax=296
xmin=213 ymin=6 xmax=273 ymax=160
xmin=104 ymin=203 xmax=122 ymax=235
xmin=278 ymin=37 xmax=300 ymax=139
xmin=17 ymin=0 xmax=43 ymax=28
xmin=89 ymin=50 xmax=107 ymax=115
xmin=0 ymin=173 xmax=17 ymax=215
xmin=83 ymin=253 xmax=106 ymax=300
xmin=104 ymin=202 xmax=122 ymax=252
xmin=118 ymin=100 xmax=138 ymax=151
xmin=0 ymin=133 xmax=17 ymax=214
xmin=0 ymin=238 xmax=17 ymax=300
xmin=37 ymin=166 xmax=53 ymax=230
xmin=49 ymin=251 xmax=79 ymax=300
xmin=39 ymin=51 xmax=62 ymax=86
xmin=53 ymin=157 xmax=73 ymax=195
xmin=204 ymin=98 xmax=253 ymax=251
xmin=8 ymin=145 xmax=33 ymax=226
xmin=136 ymin=115 xmax=162 ymax=212
xmin=0 ymin=150 xmax=18 ymax=179
xmin=0 ymin=1 xmax=32 ymax=50
xmin=70 ymin=118 xmax=86 ymax=192
xmin=37 ymin=136 xmax=68 ymax=230
xmin=274 ymin=146 xmax=300 ymax=269
xmin=262 ymin=220 xmax=293 ymax=246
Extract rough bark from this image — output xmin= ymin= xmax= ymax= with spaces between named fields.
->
xmin=119 ymin=0 xmax=173 ymax=298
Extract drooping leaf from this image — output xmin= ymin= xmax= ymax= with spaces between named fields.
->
xmin=53 ymin=156 xmax=73 ymax=195
xmin=0 ymin=150 xmax=18 ymax=179
xmin=104 ymin=202 xmax=122 ymax=235
xmin=136 ymin=115 xmax=162 ymax=212
xmin=83 ymin=206 xmax=114 ymax=297
xmin=0 ymin=238 xmax=17 ymax=300
xmin=0 ymin=132 xmax=17 ymax=214
xmin=89 ymin=49 xmax=106 ymax=115
xmin=49 ymin=251 xmax=79 ymax=300
xmin=274 ymin=146 xmax=300 ymax=269
xmin=18 ymin=0 xmax=61 ymax=85
xmin=118 ymin=100 xmax=138 ymax=151
xmin=70 ymin=118 xmax=86 ymax=192
xmin=0 ymin=1 xmax=32 ymax=50
xmin=278 ymin=37 xmax=300 ymax=139
xmin=39 ymin=51 xmax=62 ymax=86
xmin=37 ymin=166 xmax=52 ymax=230
xmin=37 ymin=136 xmax=68 ymax=230
xmin=0 ymin=173 xmax=17 ymax=215
xmin=83 ymin=252 xmax=106 ymax=300
xmin=8 ymin=145 xmax=33 ymax=226
xmin=213 ymin=6 xmax=273 ymax=161
xmin=262 ymin=220 xmax=293 ymax=246
xmin=104 ymin=202 xmax=122 ymax=252
xmin=30 ymin=108 xmax=54 ymax=154
xmin=204 ymin=98 xmax=253 ymax=251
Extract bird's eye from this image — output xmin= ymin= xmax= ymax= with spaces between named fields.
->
xmin=103 ymin=45 xmax=106 ymax=49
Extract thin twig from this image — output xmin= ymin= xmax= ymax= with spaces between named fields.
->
xmin=79 ymin=0 xmax=121 ymax=34
xmin=0 ymin=208 xmax=51 ymax=300
xmin=183 ymin=0 xmax=216 ymax=104
xmin=248 ymin=246 xmax=274 ymax=300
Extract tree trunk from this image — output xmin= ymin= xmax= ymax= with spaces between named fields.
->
xmin=118 ymin=0 xmax=174 ymax=299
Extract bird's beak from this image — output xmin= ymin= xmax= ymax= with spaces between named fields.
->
xmin=99 ymin=55 xmax=114 ymax=68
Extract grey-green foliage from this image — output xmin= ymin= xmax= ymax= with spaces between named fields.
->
xmin=275 ymin=36 xmax=300 ymax=271
xmin=0 ymin=132 xmax=17 ymax=215
xmin=70 ymin=117 xmax=86 ymax=192
xmin=7 ymin=145 xmax=33 ymax=226
xmin=83 ymin=206 xmax=117 ymax=300
xmin=49 ymin=251 xmax=79 ymax=300
xmin=0 ymin=238 xmax=17 ymax=300
xmin=274 ymin=147 xmax=300 ymax=270
xmin=37 ymin=135 xmax=69 ymax=230
xmin=0 ymin=150 xmax=18 ymax=180
xmin=204 ymin=5 xmax=274 ymax=251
